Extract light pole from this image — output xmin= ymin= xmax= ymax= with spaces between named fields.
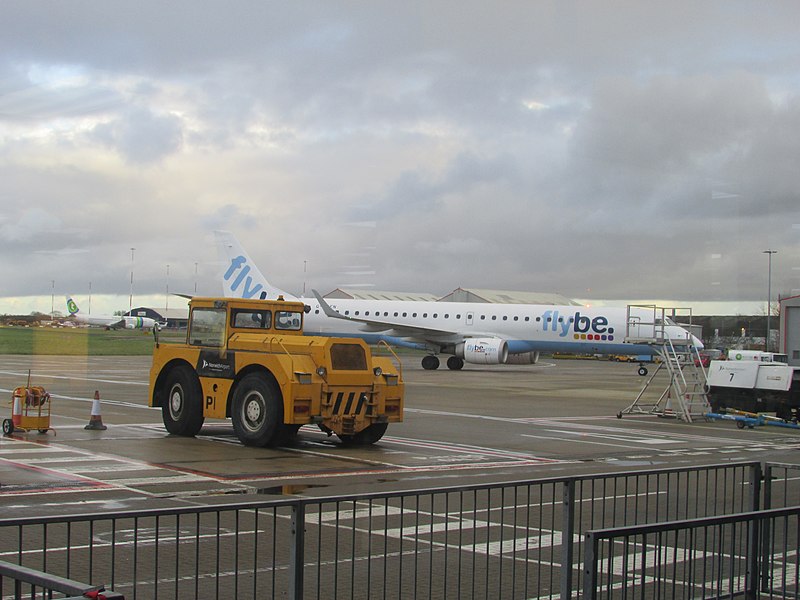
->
xmin=51 ymin=280 xmax=55 ymax=320
xmin=166 ymin=264 xmax=170 ymax=311
xmin=129 ymin=247 xmax=135 ymax=311
xmin=194 ymin=262 xmax=198 ymax=295
xmin=763 ymin=249 xmax=777 ymax=351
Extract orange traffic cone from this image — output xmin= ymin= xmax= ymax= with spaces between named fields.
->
xmin=84 ymin=390 xmax=107 ymax=431
xmin=11 ymin=392 xmax=22 ymax=427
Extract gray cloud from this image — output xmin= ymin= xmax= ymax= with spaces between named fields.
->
xmin=1 ymin=1 xmax=799 ymax=312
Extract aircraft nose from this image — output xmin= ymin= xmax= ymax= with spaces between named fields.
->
xmin=692 ymin=334 xmax=704 ymax=350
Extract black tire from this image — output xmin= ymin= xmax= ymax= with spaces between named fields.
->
xmin=2 ymin=419 xmax=13 ymax=435
xmin=161 ymin=365 xmax=205 ymax=436
xmin=421 ymin=355 xmax=440 ymax=370
xmin=447 ymin=356 xmax=464 ymax=370
xmin=231 ymin=373 xmax=283 ymax=447
xmin=638 ymin=366 xmax=648 ymax=377
xmin=340 ymin=422 xmax=389 ymax=445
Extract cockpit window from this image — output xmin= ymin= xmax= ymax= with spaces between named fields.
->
xmin=189 ymin=308 xmax=226 ymax=347
xmin=275 ymin=310 xmax=303 ymax=331
xmin=231 ymin=309 xmax=271 ymax=329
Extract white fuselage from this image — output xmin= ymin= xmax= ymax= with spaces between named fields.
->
xmin=72 ymin=312 xmax=158 ymax=330
xmin=215 ymin=230 xmax=703 ymax=365
xmin=300 ymin=298 xmax=700 ymax=356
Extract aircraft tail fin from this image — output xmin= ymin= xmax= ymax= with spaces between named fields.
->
xmin=214 ymin=231 xmax=299 ymax=301
xmin=66 ymin=296 xmax=80 ymax=316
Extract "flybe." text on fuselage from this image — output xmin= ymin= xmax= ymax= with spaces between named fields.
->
xmin=539 ymin=310 xmax=615 ymax=341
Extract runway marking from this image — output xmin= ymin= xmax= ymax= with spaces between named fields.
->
xmin=523 ymin=433 xmax=646 ymax=450
xmin=0 ymin=370 xmax=148 ymax=387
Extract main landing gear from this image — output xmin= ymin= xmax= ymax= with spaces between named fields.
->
xmin=421 ymin=355 xmax=465 ymax=370
xmin=421 ymin=355 xmax=439 ymax=370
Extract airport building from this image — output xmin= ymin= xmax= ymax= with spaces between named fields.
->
xmin=780 ymin=294 xmax=800 ymax=366
xmin=324 ymin=289 xmax=440 ymax=301
xmin=326 ymin=287 xmax=579 ymax=306
xmin=437 ymin=287 xmax=580 ymax=306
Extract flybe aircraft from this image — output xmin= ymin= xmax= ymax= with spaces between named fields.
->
xmin=66 ymin=297 xmax=161 ymax=330
xmin=215 ymin=231 xmax=702 ymax=370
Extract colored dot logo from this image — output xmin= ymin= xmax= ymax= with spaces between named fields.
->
xmin=67 ymin=299 xmax=78 ymax=314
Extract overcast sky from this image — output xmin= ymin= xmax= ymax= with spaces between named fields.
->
xmin=1 ymin=1 xmax=799 ymax=316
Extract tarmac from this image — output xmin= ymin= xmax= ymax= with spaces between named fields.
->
xmin=2 ymin=354 xmax=800 ymax=518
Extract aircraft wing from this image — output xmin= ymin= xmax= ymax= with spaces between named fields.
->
xmin=312 ymin=290 xmax=462 ymax=341
xmin=108 ymin=318 xmax=126 ymax=329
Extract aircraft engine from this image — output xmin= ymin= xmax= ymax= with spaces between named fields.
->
xmin=456 ymin=338 xmax=509 ymax=365
xmin=506 ymin=351 xmax=540 ymax=365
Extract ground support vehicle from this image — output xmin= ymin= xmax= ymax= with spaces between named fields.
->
xmin=706 ymin=408 xmax=800 ymax=430
xmin=3 ymin=385 xmax=54 ymax=435
xmin=707 ymin=358 xmax=800 ymax=422
xmin=148 ymin=297 xmax=404 ymax=447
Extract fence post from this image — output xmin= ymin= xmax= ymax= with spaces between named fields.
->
xmin=760 ymin=463 xmax=773 ymax=593
xmin=746 ymin=514 xmax=760 ymax=599
xmin=289 ymin=502 xmax=305 ymax=600
xmin=749 ymin=462 xmax=762 ymax=512
xmin=583 ymin=531 xmax=599 ymax=600
xmin=561 ymin=479 xmax=576 ymax=600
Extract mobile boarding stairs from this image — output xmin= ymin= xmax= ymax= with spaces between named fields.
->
xmin=617 ymin=305 xmax=710 ymax=423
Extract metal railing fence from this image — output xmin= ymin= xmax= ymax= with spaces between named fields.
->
xmin=0 ymin=461 xmax=786 ymax=599
xmin=584 ymin=505 xmax=800 ymax=599
xmin=0 ymin=558 xmax=124 ymax=599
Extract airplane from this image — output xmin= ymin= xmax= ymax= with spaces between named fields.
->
xmin=215 ymin=231 xmax=703 ymax=370
xmin=65 ymin=297 xmax=162 ymax=330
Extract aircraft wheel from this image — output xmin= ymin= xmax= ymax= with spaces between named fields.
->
xmin=421 ymin=355 xmax=440 ymax=370
xmin=638 ymin=366 xmax=648 ymax=377
xmin=232 ymin=373 xmax=283 ymax=447
xmin=340 ymin=422 xmax=388 ymax=445
xmin=2 ymin=419 xmax=13 ymax=435
xmin=161 ymin=366 xmax=204 ymax=436
xmin=447 ymin=356 xmax=464 ymax=370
